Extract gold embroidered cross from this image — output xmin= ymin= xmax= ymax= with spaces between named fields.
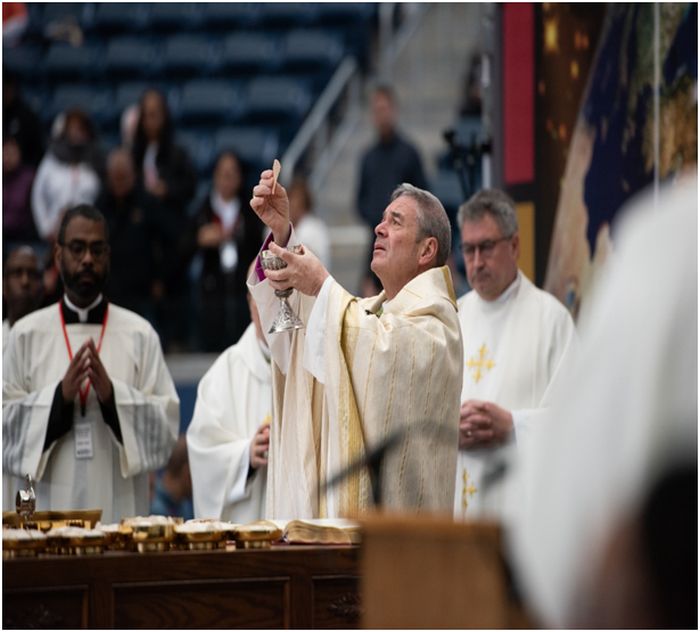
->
xmin=462 ymin=468 xmax=478 ymax=512
xmin=466 ymin=343 xmax=495 ymax=383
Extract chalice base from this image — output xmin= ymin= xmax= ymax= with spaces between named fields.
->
xmin=269 ymin=295 xmax=304 ymax=334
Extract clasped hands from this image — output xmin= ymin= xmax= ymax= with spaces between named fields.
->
xmin=61 ymin=338 xmax=113 ymax=404
xmin=250 ymin=169 xmax=329 ymax=297
xmin=459 ymin=399 xmax=513 ymax=450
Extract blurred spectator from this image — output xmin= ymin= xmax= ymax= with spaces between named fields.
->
xmin=2 ymin=3 xmax=29 ymax=47
xmin=192 ymin=150 xmax=263 ymax=352
xmin=150 ymin=435 xmax=194 ymax=520
xmin=356 ymin=83 xmax=426 ymax=295
xmin=120 ymin=103 xmax=139 ymax=150
xmin=288 ymin=176 xmax=331 ymax=269
xmin=96 ymin=147 xmax=160 ymax=324
xmin=132 ymin=88 xmax=196 ymax=351
xmin=31 ymin=108 xmax=103 ymax=243
xmin=3 ymin=245 xmax=43 ymax=352
xmin=3 ymin=135 xmax=37 ymax=245
xmin=3 ymin=70 xmax=44 ymax=167
xmin=459 ymin=53 xmax=483 ymax=117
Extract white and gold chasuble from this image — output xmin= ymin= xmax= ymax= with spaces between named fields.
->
xmin=187 ymin=323 xmax=272 ymax=522
xmin=3 ymin=302 xmax=179 ymax=523
xmin=250 ymin=236 xmax=462 ymax=519
xmin=454 ymin=271 xmax=576 ymax=522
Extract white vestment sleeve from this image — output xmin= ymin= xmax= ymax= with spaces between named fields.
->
xmin=2 ymin=328 xmax=61 ymax=480
xmin=303 ymin=275 xmax=334 ymax=384
xmin=226 ymin=437 xmax=254 ymax=505
xmin=112 ymin=328 xmax=179 ymax=477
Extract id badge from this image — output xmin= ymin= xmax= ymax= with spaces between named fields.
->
xmin=74 ymin=422 xmax=94 ymax=460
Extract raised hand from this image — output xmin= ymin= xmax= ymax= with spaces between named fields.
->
xmin=61 ymin=340 xmax=91 ymax=402
xmin=84 ymin=338 xmax=114 ymax=403
xmin=263 ymin=242 xmax=329 ymax=297
xmin=250 ymin=168 xmax=290 ymax=245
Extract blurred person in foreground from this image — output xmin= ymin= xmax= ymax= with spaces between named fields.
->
xmin=357 ymin=84 xmax=426 ymax=296
xmin=453 ymin=189 xmax=576 ymax=522
xmin=3 ymin=245 xmax=43 ymax=352
xmin=192 ymin=150 xmax=263 ymax=352
xmin=249 ymin=170 xmax=462 ymax=518
xmin=509 ymin=177 xmax=697 ymax=628
xmin=3 ymin=204 xmax=179 ymax=522
xmin=187 ymin=261 xmax=272 ymax=522
xmin=3 ymin=134 xmax=38 ymax=246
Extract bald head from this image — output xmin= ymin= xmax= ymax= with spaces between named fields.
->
xmin=4 ymin=246 xmax=43 ymax=325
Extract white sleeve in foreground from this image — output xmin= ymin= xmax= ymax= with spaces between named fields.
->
xmin=302 ymin=275 xmax=334 ymax=384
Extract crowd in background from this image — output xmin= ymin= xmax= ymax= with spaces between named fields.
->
xmin=3 ymin=70 xmax=331 ymax=353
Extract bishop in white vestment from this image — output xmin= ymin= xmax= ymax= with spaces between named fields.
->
xmin=187 ymin=307 xmax=273 ymax=522
xmin=249 ymin=174 xmax=462 ymax=519
xmin=452 ymin=190 xmax=576 ymax=522
xmin=3 ymin=205 xmax=179 ymax=523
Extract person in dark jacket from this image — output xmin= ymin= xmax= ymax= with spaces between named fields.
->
xmin=356 ymin=84 xmax=427 ymax=295
xmin=192 ymin=150 xmax=263 ymax=351
xmin=132 ymin=88 xmax=197 ymax=351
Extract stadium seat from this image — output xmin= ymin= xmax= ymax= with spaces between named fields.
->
xmin=148 ymin=3 xmax=203 ymax=32
xmin=257 ymin=3 xmax=317 ymax=29
xmin=92 ymin=3 xmax=149 ymax=34
xmin=280 ymin=29 xmax=344 ymax=90
xmin=177 ymin=130 xmax=215 ymax=177
xmin=105 ymin=37 xmax=160 ymax=79
xmin=244 ymin=77 xmax=312 ymax=130
xmin=3 ymin=44 xmax=44 ymax=81
xmin=220 ymin=33 xmax=280 ymax=76
xmin=47 ymin=85 xmax=115 ymax=128
xmin=177 ymin=79 xmax=246 ymax=126
xmin=40 ymin=3 xmax=91 ymax=33
xmin=114 ymin=81 xmax=151 ymax=113
xmin=214 ymin=126 xmax=280 ymax=173
xmin=161 ymin=34 xmax=220 ymax=79
xmin=200 ymin=3 xmax=261 ymax=31
xmin=44 ymin=42 xmax=101 ymax=81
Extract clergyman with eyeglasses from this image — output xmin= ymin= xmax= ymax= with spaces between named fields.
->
xmin=3 ymin=204 xmax=180 ymax=523
xmin=453 ymin=189 xmax=576 ymax=523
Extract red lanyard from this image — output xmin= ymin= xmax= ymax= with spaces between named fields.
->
xmin=59 ymin=301 xmax=110 ymax=415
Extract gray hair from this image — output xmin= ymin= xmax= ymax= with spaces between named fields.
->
xmin=391 ymin=183 xmax=452 ymax=267
xmin=457 ymin=188 xmax=518 ymax=237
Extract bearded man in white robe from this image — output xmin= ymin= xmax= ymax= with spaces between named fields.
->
xmin=187 ymin=271 xmax=273 ymax=523
xmin=453 ymin=189 xmax=576 ymax=522
xmin=3 ymin=204 xmax=179 ymax=523
xmin=248 ymin=171 xmax=462 ymax=519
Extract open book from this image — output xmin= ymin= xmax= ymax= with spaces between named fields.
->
xmin=266 ymin=518 xmax=361 ymax=545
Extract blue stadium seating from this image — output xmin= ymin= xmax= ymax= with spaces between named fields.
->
xmin=280 ymin=30 xmax=344 ymax=90
xmin=92 ymin=3 xmax=150 ymax=34
xmin=161 ymin=34 xmax=220 ymax=79
xmin=114 ymin=81 xmax=151 ymax=113
xmin=48 ymin=85 xmax=115 ymax=128
xmin=199 ymin=3 xmax=261 ymax=31
xmin=104 ymin=37 xmax=160 ymax=79
xmin=257 ymin=3 xmax=317 ymax=29
xmin=148 ymin=3 xmax=203 ymax=33
xmin=177 ymin=79 xmax=246 ymax=126
xmin=244 ymin=77 xmax=312 ymax=130
xmin=214 ymin=126 xmax=279 ymax=173
xmin=44 ymin=42 xmax=101 ymax=81
xmin=220 ymin=33 xmax=279 ymax=76
xmin=177 ymin=130 xmax=215 ymax=177
xmin=3 ymin=44 xmax=44 ymax=80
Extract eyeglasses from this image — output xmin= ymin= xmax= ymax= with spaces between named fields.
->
xmin=61 ymin=240 xmax=109 ymax=259
xmin=460 ymin=235 xmax=512 ymax=258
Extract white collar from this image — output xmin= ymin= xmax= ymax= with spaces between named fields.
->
xmin=63 ymin=293 xmax=104 ymax=323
